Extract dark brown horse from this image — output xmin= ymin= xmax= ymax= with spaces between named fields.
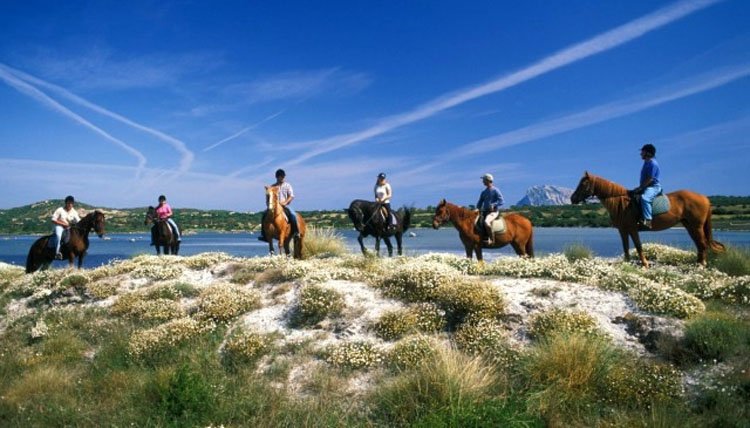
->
xmin=145 ymin=206 xmax=180 ymax=255
xmin=347 ymin=199 xmax=412 ymax=257
xmin=570 ymin=172 xmax=725 ymax=267
xmin=26 ymin=211 xmax=106 ymax=273
xmin=263 ymin=185 xmax=306 ymax=258
xmin=432 ymin=199 xmax=534 ymax=261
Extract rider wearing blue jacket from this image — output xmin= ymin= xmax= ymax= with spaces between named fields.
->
xmin=477 ymin=173 xmax=504 ymax=244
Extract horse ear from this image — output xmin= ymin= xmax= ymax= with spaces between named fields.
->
xmin=440 ymin=198 xmax=446 ymax=205
xmin=584 ymin=171 xmax=590 ymax=178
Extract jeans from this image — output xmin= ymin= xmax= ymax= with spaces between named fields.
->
xmin=286 ymin=207 xmax=299 ymax=232
xmin=166 ymin=218 xmax=181 ymax=240
xmin=641 ymin=184 xmax=662 ymax=220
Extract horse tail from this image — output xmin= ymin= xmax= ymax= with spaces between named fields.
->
xmin=401 ymin=207 xmax=412 ymax=232
xmin=26 ymin=237 xmax=45 ymax=273
xmin=25 ymin=245 xmax=36 ymax=273
xmin=704 ymin=209 xmax=725 ymax=253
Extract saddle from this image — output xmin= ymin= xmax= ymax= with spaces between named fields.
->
xmin=378 ymin=206 xmax=397 ymax=226
xmin=47 ymin=229 xmax=71 ymax=249
xmin=475 ymin=213 xmax=507 ymax=235
xmin=632 ymin=192 xmax=671 ymax=217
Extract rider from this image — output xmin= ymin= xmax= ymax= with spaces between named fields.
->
xmin=151 ymin=195 xmax=181 ymax=245
xmin=374 ymin=172 xmax=395 ymax=230
xmin=258 ymin=169 xmax=299 ymax=241
xmin=477 ymin=173 xmax=504 ymax=245
xmin=51 ymin=195 xmax=81 ymax=259
xmin=632 ymin=144 xmax=661 ymax=229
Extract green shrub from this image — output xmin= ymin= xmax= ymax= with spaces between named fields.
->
xmin=528 ymin=308 xmax=602 ymax=340
xmin=435 ymin=279 xmax=506 ymax=325
xmin=602 ymin=359 xmax=683 ymax=409
xmin=153 ymin=364 xmax=212 ymax=425
xmin=388 ymin=335 xmax=437 ymax=370
xmin=711 ymin=246 xmax=750 ymax=277
xmin=86 ymin=281 xmax=119 ymax=299
xmin=563 ymin=243 xmax=593 ymax=262
xmin=59 ymin=274 xmax=89 ymax=288
xmin=128 ymin=318 xmax=215 ymax=359
xmin=683 ymin=312 xmax=747 ymax=361
xmin=714 ymin=276 xmax=750 ymax=304
xmin=372 ymin=303 xmax=445 ymax=340
xmin=454 ymin=319 xmax=519 ymax=368
xmin=294 ymin=284 xmax=344 ymax=325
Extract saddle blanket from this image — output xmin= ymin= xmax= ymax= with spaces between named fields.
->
xmin=47 ymin=229 xmax=70 ymax=249
xmin=378 ymin=207 xmax=398 ymax=225
xmin=475 ymin=214 xmax=507 ymax=234
xmin=652 ymin=194 xmax=670 ymax=216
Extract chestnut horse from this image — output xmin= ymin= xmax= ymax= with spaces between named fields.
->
xmin=26 ymin=210 xmax=106 ymax=273
xmin=432 ymin=199 xmax=534 ymax=261
xmin=144 ymin=206 xmax=180 ymax=255
xmin=570 ymin=172 xmax=725 ymax=267
xmin=263 ymin=185 xmax=306 ymax=258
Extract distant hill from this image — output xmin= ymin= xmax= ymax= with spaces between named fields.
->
xmin=516 ymin=185 xmax=574 ymax=206
xmin=1 ymin=196 xmax=749 ymax=234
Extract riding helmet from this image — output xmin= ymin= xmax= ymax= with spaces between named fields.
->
xmin=480 ymin=173 xmax=494 ymax=182
xmin=158 ymin=195 xmax=167 ymax=202
xmin=640 ymin=144 xmax=656 ymax=156
xmin=64 ymin=195 xmax=75 ymax=204
xmin=377 ymin=172 xmax=386 ymax=179
xmin=275 ymin=169 xmax=286 ymax=178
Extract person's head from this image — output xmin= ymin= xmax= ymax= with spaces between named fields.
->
xmin=64 ymin=195 xmax=75 ymax=209
xmin=275 ymin=169 xmax=286 ymax=182
xmin=481 ymin=173 xmax=494 ymax=186
xmin=158 ymin=195 xmax=167 ymax=204
xmin=640 ymin=144 xmax=656 ymax=159
xmin=377 ymin=172 xmax=386 ymax=183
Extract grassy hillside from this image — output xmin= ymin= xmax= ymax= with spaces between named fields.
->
xmin=1 ymin=196 xmax=749 ymax=234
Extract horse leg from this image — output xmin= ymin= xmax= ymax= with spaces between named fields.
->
xmin=618 ymin=229 xmax=630 ymax=262
xmin=629 ymin=230 xmax=649 ymax=268
xmin=78 ymin=252 xmax=85 ymax=269
xmin=683 ymin=220 xmax=708 ymax=266
xmin=395 ymin=233 xmax=403 ymax=256
xmin=475 ymin=245 xmax=484 ymax=262
xmin=383 ymin=236 xmax=394 ymax=257
xmin=510 ymin=241 xmax=524 ymax=257
xmin=375 ymin=237 xmax=381 ymax=257
xmin=357 ymin=234 xmax=367 ymax=255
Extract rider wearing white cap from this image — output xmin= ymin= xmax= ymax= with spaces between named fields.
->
xmin=477 ymin=173 xmax=504 ymax=245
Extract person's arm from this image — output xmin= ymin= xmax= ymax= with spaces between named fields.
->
xmin=385 ymin=183 xmax=392 ymax=201
xmin=496 ymin=189 xmax=504 ymax=208
xmin=477 ymin=191 xmax=484 ymax=209
xmin=282 ymin=184 xmax=295 ymax=207
xmin=164 ymin=204 xmax=173 ymax=218
xmin=51 ymin=209 xmax=68 ymax=227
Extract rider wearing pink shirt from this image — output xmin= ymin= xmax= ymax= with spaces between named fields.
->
xmin=151 ymin=195 xmax=181 ymax=245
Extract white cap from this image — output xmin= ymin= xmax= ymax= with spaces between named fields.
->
xmin=480 ymin=173 xmax=494 ymax=182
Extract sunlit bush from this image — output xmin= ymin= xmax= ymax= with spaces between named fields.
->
xmin=454 ymin=318 xmax=519 ymax=368
xmin=528 ymin=308 xmax=603 ymax=340
xmin=295 ymin=284 xmax=345 ymax=324
xmin=387 ymin=335 xmax=437 ymax=370
xmin=196 ymin=284 xmax=261 ymax=322
xmin=222 ymin=330 xmax=276 ymax=367
xmin=128 ymin=317 xmax=215 ymax=358
xmin=325 ymin=341 xmax=383 ymax=370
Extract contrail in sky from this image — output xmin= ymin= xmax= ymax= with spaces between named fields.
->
xmin=0 ymin=65 xmax=148 ymax=176
xmin=281 ymin=0 xmax=722 ymax=167
xmin=202 ymin=109 xmax=285 ymax=152
xmin=0 ymin=63 xmax=194 ymax=174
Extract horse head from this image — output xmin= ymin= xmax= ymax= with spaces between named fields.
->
xmin=432 ymin=199 xmax=450 ymax=229
xmin=265 ymin=185 xmax=280 ymax=214
xmin=144 ymin=206 xmax=156 ymax=225
xmin=93 ymin=210 xmax=106 ymax=238
xmin=571 ymin=172 xmax=595 ymax=204
xmin=347 ymin=201 xmax=366 ymax=232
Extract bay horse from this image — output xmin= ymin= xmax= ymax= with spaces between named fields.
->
xmin=263 ymin=185 xmax=306 ymax=258
xmin=570 ymin=172 xmax=725 ymax=267
xmin=25 ymin=210 xmax=106 ymax=273
xmin=431 ymin=199 xmax=533 ymax=261
xmin=347 ymin=200 xmax=412 ymax=256
xmin=144 ymin=206 xmax=180 ymax=255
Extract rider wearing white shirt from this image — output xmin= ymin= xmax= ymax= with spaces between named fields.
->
xmin=51 ymin=195 xmax=81 ymax=259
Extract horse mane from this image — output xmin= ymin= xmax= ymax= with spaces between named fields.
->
xmin=445 ymin=201 xmax=477 ymax=220
xmin=588 ymin=174 xmax=632 ymax=225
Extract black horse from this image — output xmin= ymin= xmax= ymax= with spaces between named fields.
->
xmin=145 ymin=207 xmax=180 ymax=255
xmin=347 ymin=200 xmax=412 ymax=256
xmin=26 ymin=211 xmax=106 ymax=273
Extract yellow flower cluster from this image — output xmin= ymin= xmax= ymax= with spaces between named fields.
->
xmin=528 ymin=308 xmax=603 ymax=339
xmin=128 ymin=317 xmax=214 ymax=358
xmin=377 ymin=260 xmax=460 ymax=302
xmin=435 ymin=279 xmax=506 ymax=323
xmin=325 ymin=341 xmax=383 ymax=370
xmin=296 ymin=284 xmax=344 ymax=323
xmin=86 ymin=281 xmax=119 ymax=299
xmin=222 ymin=331 xmax=275 ymax=365
xmin=603 ymin=359 xmax=683 ymax=407
xmin=197 ymin=283 xmax=261 ymax=322
xmin=182 ymin=252 xmax=236 ymax=270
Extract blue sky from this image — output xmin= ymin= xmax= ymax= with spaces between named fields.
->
xmin=1 ymin=0 xmax=748 ymax=211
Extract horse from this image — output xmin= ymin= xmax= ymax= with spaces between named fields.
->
xmin=25 ymin=210 xmax=106 ymax=273
xmin=144 ymin=206 xmax=180 ymax=255
xmin=347 ymin=200 xmax=412 ymax=257
xmin=431 ymin=199 xmax=534 ymax=261
xmin=263 ymin=185 xmax=306 ymax=258
xmin=570 ymin=171 xmax=725 ymax=267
